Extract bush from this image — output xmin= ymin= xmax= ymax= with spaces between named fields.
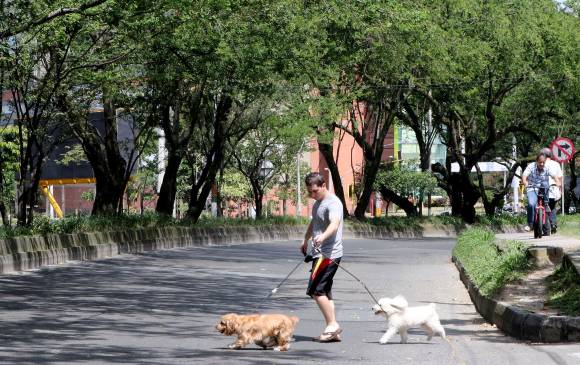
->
xmin=453 ymin=227 xmax=530 ymax=296
xmin=430 ymin=197 xmax=448 ymax=207
xmin=559 ymin=215 xmax=580 ymax=238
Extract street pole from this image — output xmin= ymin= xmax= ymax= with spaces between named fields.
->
xmin=296 ymin=141 xmax=305 ymax=218
xmin=296 ymin=155 xmax=301 ymax=218
xmin=324 ymin=167 xmax=333 ymax=193
xmin=562 ymin=162 xmax=565 ymax=217
xmin=427 ymin=89 xmax=432 ymax=217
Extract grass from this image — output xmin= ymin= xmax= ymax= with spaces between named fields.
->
xmin=0 ymin=211 xmax=532 ymax=240
xmin=558 ymin=214 xmax=580 ymax=238
xmin=0 ymin=213 xmax=311 ymax=239
xmin=351 ymin=213 xmax=527 ymax=232
xmin=547 ymin=263 xmax=580 ymax=316
xmin=453 ymin=227 xmax=530 ymax=297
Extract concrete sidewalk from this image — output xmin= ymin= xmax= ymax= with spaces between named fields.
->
xmin=496 ymin=232 xmax=580 ymax=273
xmin=454 ymin=231 xmax=580 ymax=342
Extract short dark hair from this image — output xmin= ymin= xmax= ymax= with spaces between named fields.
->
xmin=536 ymin=152 xmax=546 ymax=161
xmin=540 ymin=147 xmax=552 ymax=158
xmin=305 ymin=172 xmax=325 ymax=187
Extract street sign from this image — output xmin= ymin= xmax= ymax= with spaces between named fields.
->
xmin=550 ymin=137 xmax=576 ymax=163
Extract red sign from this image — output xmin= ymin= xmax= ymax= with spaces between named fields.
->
xmin=550 ymin=137 xmax=575 ymax=163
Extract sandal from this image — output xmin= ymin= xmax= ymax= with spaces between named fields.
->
xmin=312 ymin=328 xmax=342 ymax=342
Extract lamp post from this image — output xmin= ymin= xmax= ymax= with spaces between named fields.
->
xmin=324 ymin=167 xmax=333 ymax=193
xmin=296 ymin=141 xmax=305 ymax=218
xmin=260 ymin=161 xmax=274 ymax=216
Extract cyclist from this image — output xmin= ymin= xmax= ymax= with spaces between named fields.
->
xmin=521 ymin=152 xmax=559 ymax=232
xmin=540 ymin=148 xmax=563 ymax=233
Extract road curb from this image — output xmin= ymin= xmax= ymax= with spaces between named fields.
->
xmin=453 ymin=254 xmax=580 ymax=342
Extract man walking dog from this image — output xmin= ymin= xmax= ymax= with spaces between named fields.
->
xmin=300 ymin=172 xmax=344 ymax=343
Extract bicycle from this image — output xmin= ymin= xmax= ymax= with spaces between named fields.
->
xmin=532 ymin=186 xmax=551 ymax=239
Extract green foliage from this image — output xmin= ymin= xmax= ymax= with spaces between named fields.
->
xmin=558 ymin=214 xmax=580 ymax=238
xmin=453 ymin=228 xmax=530 ymax=297
xmin=375 ymin=163 xmax=438 ymax=197
xmin=0 ymin=125 xmax=19 ymax=210
xmin=80 ymin=190 xmax=95 ymax=202
xmin=547 ymin=263 xmax=580 ymax=316
xmin=221 ymin=169 xmax=252 ymax=202
xmin=57 ymin=145 xmax=87 ymax=166
xmin=0 ymin=212 xmax=311 ymax=239
xmin=0 ymin=212 xmax=175 ymax=238
xmin=474 ymin=213 xmax=527 ymax=228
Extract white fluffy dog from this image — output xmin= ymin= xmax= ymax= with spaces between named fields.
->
xmin=372 ymin=295 xmax=446 ymax=344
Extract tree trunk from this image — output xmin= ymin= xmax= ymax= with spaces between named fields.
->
xmin=379 ymin=187 xmax=418 ymax=217
xmin=16 ymin=150 xmax=44 ymax=226
xmin=0 ymin=201 xmax=7 ymax=226
xmin=448 ymin=173 xmax=463 ymax=217
xmin=461 ymin=192 xmax=479 ymax=223
xmin=255 ymin=193 xmax=264 ymax=219
xmin=86 ymin=100 xmax=128 ymax=216
xmin=318 ymin=140 xmax=349 ymax=217
xmin=156 ymin=153 xmax=182 ymax=215
xmin=185 ymin=95 xmax=231 ymax=223
xmin=91 ymin=165 xmax=126 ymax=215
xmin=354 ymin=157 xmax=382 ymax=218
xmin=17 ymin=184 xmax=33 ymax=226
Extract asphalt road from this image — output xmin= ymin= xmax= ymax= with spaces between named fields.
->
xmin=1 ymin=238 xmax=580 ymax=365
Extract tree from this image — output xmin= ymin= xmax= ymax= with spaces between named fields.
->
xmin=0 ymin=0 xmax=110 ymax=40
xmin=220 ymin=169 xmax=252 ymax=218
xmin=231 ymin=96 xmax=309 ymax=219
xmin=5 ymin=15 xmax=79 ymax=226
xmin=56 ymin=2 xmax=157 ymax=216
xmin=177 ymin=1 xmax=307 ymax=223
xmin=298 ymin=0 xmax=447 ymax=218
xmin=375 ymin=162 xmax=438 ymax=217
xmin=415 ymin=0 xmax=576 ymax=222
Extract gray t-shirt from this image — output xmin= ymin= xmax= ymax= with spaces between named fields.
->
xmin=310 ymin=194 xmax=344 ymax=259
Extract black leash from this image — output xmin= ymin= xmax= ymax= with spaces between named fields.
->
xmin=313 ymin=246 xmax=381 ymax=307
xmin=251 ymin=243 xmax=383 ymax=312
xmin=252 ymin=258 xmax=305 ymax=312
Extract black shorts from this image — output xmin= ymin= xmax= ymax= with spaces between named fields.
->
xmin=307 ymin=257 xmax=341 ymax=299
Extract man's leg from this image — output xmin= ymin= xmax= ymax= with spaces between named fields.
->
xmin=314 ymin=295 xmax=340 ymax=332
xmin=549 ymin=198 xmax=557 ymax=230
xmin=526 ymin=190 xmax=538 ymax=228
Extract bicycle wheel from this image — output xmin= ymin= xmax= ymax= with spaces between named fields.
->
xmin=543 ymin=219 xmax=551 ymax=236
xmin=537 ymin=209 xmax=544 ymax=239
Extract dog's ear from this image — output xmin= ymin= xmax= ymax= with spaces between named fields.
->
xmin=221 ymin=313 xmax=239 ymax=334
xmin=390 ymin=296 xmax=408 ymax=310
xmin=225 ymin=319 xmax=236 ymax=333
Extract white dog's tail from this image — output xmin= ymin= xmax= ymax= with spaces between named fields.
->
xmin=429 ymin=303 xmax=436 ymax=309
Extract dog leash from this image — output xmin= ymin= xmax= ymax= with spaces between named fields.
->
xmin=312 ymin=246 xmax=381 ymax=307
xmin=315 ymin=246 xmax=466 ymax=364
xmin=252 ymin=257 xmax=305 ymax=312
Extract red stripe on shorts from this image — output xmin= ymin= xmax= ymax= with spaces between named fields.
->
xmin=311 ymin=258 xmax=332 ymax=280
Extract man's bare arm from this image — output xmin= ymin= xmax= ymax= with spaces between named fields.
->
xmin=300 ymin=222 xmax=314 ymax=255
xmin=313 ymin=218 xmax=340 ymax=246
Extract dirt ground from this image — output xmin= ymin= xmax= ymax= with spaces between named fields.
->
xmin=494 ymin=264 xmax=561 ymax=315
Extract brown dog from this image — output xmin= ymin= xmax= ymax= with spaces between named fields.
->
xmin=216 ymin=313 xmax=299 ymax=351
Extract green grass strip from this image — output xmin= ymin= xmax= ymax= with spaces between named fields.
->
xmin=547 ymin=263 xmax=580 ymax=316
xmin=558 ymin=214 xmax=580 ymax=239
xmin=453 ymin=227 xmax=530 ymax=297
